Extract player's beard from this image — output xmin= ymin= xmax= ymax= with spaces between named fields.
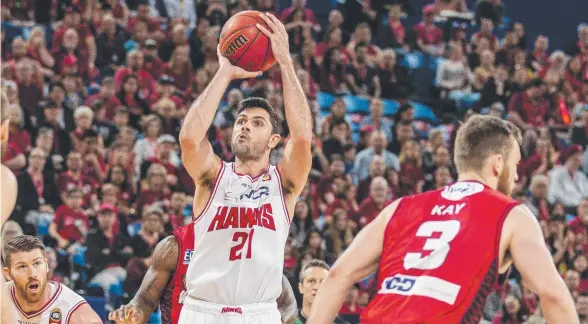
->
xmin=496 ymin=163 xmax=513 ymax=196
xmin=14 ymin=276 xmax=48 ymax=304
xmin=231 ymin=136 xmax=268 ymax=162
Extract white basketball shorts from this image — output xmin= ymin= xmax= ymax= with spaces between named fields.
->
xmin=178 ymin=296 xmax=281 ymax=324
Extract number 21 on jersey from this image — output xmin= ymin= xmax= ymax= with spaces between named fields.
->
xmin=404 ymin=220 xmax=461 ymax=270
xmin=229 ymin=228 xmax=255 ymax=261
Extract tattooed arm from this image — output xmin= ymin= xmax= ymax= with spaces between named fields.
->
xmin=108 ymin=236 xmax=179 ymax=323
xmin=277 ymin=275 xmax=298 ymax=324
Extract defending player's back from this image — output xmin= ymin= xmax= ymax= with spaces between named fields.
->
xmin=362 ymin=181 xmax=517 ymax=323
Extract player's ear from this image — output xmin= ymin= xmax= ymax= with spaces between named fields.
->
xmin=268 ymin=134 xmax=281 ymax=149
xmin=3 ymin=267 xmax=12 ymax=281
xmin=298 ymin=282 xmax=304 ymax=294
xmin=490 ymin=154 xmax=503 ymax=176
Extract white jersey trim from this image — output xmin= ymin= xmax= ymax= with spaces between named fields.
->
xmin=273 ymin=167 xmax=291 ymax=225
xmin=194 ymin=162 xmax=226 ymax=225
xmin=65 ymin=299 xmax=88 ymax=323
xmin=10 ymin=280 xmax=63 ymax=318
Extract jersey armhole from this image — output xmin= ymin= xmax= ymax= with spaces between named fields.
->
xmin=382 ymin=198 xmax=406 ymax=234
xmin=493 ymin=201 xmax=520 ymax=285
xmin=274 ymin=166 xmax=291 ymax=226
xmin=194 ymin=161 xmax=225 ymax=225
xmin=168 ymin=230 xmax=184 ymax=287
xmin=64 ymin=300 xmax=88 ymax=324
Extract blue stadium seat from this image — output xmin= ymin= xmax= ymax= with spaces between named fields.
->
xmin=411 ymin=101 xmax=439 ymax=122
xmin=317 ymin=92 xmax=336 ymax=110
xmin=86 ymin=296 xmax=107 ymax=321
xmin=343 ymin=96 xmax=370 ymax=114
xmin=382 ymin=100 xmax=399 ymax=116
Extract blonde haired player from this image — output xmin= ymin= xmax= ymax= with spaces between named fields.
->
xmin=3 ymin=235 xmax=103 ymax=323
xmin=1 ymin=91 xmax=18 ymax=323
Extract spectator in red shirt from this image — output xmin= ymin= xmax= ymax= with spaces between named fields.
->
xmin=7 ymin=104 xmax=31 ymax=155
xmin=376 ymin=5 xmax=408 ymax=50
xmin=356 ymin=177 xmax=390 ymax=229
xmin=79 ymin=129 xmax=107 ymax=183
xmin=346 ymin=23 xmax=381 ymax=65
xmin=339 ymin=284 xmax=363 ymax=315
xmin=413 ymin=5 xmax=443 ymax=56
xmin=279 ymin=0 xmax=318 ymax=28
xmin=136 ymin=163 xmax=171 ymax=212
xmin=471 ymin=18 xmax=498 ymax=51
xmin=114 ymin=50 xmax=158 ymax=104
xmin=70 ymin=106 xmax=95 ymax=153
xmin=315 ymin=27 xmax=350 ymax=64
xmin=49 ymin=188 xmax=89 ymax=248
xmin=507 ymin=78 xmax=550 ymax=154
xmin=573 ymin=254 xmax=588 ymax=293
xmin=568 ymin=198 xmax=588 ymax=235
xmin=126 ymin=1 xmax=164 ymax=42
xmin=142 ymin=39 xmax=166 ymax=81
xmin=85 ymin=77 xmax=121 ymax=121
xmin=399 ymin=139 xmax=425 ymax=194
xmin=14 ymin=60 xmax=43 ymax=117
xmin=164 ymin=45 xmax=193 ymax=92
xmin=53 ymin=6 xmax=96 ymax=70
xmin=565 ymin=269 xmax=582 ymax=299
xmin=529 ymin=35 xmax=550 ymax=73
xmin=57 ymin=151 xmax=97 ymax=206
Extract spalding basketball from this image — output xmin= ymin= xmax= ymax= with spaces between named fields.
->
xmin=219 ymin=10 xmax=276 ymax=72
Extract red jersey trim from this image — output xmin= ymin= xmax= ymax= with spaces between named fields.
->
xmin=230 ymin=162 xmax=269 ymax=181
xmin=274 ymin=166 xmax=292 ymax=225
xmin=11 ymin=281 xmax=62 ymax=318
xmin=65 ymin=300 xmax=88 ymax=323
xmin=493 ymin=202 xmax=520 ymax=281
xmin=194 ymin=162 xmax=226 ymax=225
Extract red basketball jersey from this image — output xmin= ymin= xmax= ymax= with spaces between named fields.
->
xmin=361 ymin=181 xmax=519 ymax=324
xmin=160 ymin=223 xmax=195 ymax=324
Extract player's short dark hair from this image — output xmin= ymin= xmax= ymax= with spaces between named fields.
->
xmin=299 ymin=259 xmax=330 ymax=283
xmin=237 ymin=97 xmax=281 ymax=135
xmin=454 ymin=115 xmax=522 ymax=173
xmin=3 ymin=235 xmax=46 ymax=267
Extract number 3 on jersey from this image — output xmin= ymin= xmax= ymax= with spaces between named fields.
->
xmin=229 ymin=228 xmax=255 ymax=261
xmin=404 ymin=220 xmax=461 ymax=270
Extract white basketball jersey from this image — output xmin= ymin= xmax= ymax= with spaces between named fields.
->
xmin=185 ymin=162 xmax=290 ymax=305
xmin=6 ymin=281 xmax=87 ymax=324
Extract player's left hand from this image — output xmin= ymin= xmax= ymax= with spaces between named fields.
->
xmin=256 ymin=13 xmax=291 ymax=66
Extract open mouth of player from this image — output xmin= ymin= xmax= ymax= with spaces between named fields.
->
xmin=28 ymin=283 xmax=40 ymax=293
xmin=238 ymin=134 xmax=248 ymax=141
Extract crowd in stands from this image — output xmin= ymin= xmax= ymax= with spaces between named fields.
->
xmin=1 ymin=0 xmax=587 ymax=323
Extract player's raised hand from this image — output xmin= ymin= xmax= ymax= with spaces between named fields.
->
xmin=108 ymin=304 xmax=144 ymax=324
xmin=256 ymin=13 xmax=290 ymax=66
xmin=216 ymin=45 xmax=262 ymax=80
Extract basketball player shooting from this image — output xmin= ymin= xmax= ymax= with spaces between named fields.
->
xmin=108 ymin=223 xmax=298 ymax=324
xmin=177 ymin=12 xmax=312 ymax=324
xmin=307 ymin=116 xmax=579 ymax=324
xmin=1 ymin=91 xmax=19 ymax=323
xmin=3 ymin=235 xmax=102 ymax=323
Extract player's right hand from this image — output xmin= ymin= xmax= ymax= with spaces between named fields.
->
xmin=108 ymin=304 xmax=144 ymax=324
xmin=216 ymin=45 xmax=262 ymax=80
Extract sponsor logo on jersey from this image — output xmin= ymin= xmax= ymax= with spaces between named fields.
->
xmin=262 ymin=173 xmax=271 ymax=181
xmin=49 ymin=308 xmax=62 ymax=324
xmin=441 ymin=182 xmax=484 ymax=201
xmin=207 ymin=204 xmax=276 ymax=232
xmin=183 ymin=250 xmax=194 ymax=265
xmin=221 ymin=306 xmax=243 ymax=314
xmin=380 ymin=274 xmax=416 ymax=294
xmin=225 ymin=182 xmax=271 ymax=203
xmin=239 ymin=186 xmax=270 ymax=201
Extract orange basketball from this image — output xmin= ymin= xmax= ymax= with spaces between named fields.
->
xmin=219 ymin=10 xmax=276 ymax=72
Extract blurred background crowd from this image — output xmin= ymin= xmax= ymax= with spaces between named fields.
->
xmin=1 ymin=0 xmax=587 ymax=323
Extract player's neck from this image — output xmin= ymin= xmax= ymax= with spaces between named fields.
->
xmin=234 ymin=157 xmax=269 ymax=178
xmin=15 ymin=283 xmax=52 ymax=313
xmin=457 ymin=171 xmax=497 ymax=190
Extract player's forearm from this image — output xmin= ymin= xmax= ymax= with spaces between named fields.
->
xmin=280 ymin=60 xmax=312 ymax=142
xmin=539 ymin=290 xmax=580 ymax=324
xmin=306 ymin=274 xmax=352 ymax=324
xmin=180 ymin=66 xmax=231 ymax=145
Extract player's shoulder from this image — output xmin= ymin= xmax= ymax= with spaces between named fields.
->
xmin=0 ymin=164 xmax=17 ymax=183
